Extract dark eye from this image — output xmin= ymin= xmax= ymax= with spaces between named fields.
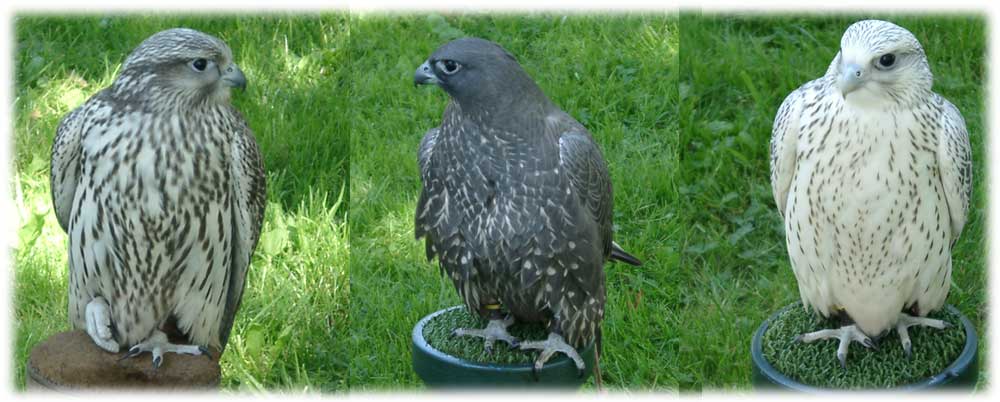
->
xmin=877 ymin=53 xmax=896 ymax=68
xmin=190 ymin=58 xmax=209 ymax=72
xmin=435 ymin=59 xmax=462 ymax=75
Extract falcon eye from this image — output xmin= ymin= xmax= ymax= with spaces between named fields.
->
xmin=877 ymin=53 xmax=896 ymax=69
xmin=190 ymin=58 xmax=209 ymax=72
xmin=435 ymin=59 xmax=462 ymax=75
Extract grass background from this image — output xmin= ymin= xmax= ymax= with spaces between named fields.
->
xmin=12 ymin=15 xmax=350 ymax=392
xmin=8 ymin=12 xmax=989 ymax=393
xmin=677 ymin=14 xmax=988 ymax=390
xmin=347 ymin=13 xmax=680 ymax=390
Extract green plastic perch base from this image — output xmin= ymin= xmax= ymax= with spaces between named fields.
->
xmin=751 ymin=302 xmax=978 ymax=392
xmin=412 ymin=305 xmax=596 ymax=388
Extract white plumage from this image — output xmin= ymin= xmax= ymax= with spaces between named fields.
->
xmin=770 ymin=20 xmax=971 ymax=365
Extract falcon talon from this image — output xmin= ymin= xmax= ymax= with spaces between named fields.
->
xmin=118 ymin=347 xmax=143 ymax=361
xmin=84 ymin=297 xmax=119 ymax=353
xmin=199 ymin=346 xmax=213 ymax=360
xmin=152 ymin=355 xmax=163 ymax=370
xmin=450 ymin=318 xmax=518 ymax=352
xmin=794 ymin=325 xmax=871 ymax=367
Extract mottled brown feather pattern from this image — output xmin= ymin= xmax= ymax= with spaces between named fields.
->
xmin=50 ymin=28 xmax=265 ymax=352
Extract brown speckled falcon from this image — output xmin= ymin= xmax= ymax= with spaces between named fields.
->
xmin=770 ymin=20 xmax=972 ymax=367
xmin=50 ymin=28 xmax=266 ymax=368
xmin=413 ymin=37 xmax=641 ymax=376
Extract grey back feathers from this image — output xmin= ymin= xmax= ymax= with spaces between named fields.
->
xmin=50 ymin=27 xmax=265 ymax=352
xmin=414 ymin=37 xmax=638 ymax=347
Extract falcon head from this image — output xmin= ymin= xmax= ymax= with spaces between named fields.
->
xmin=829 ymin=20 xmax=933 ymax=106
xmin=414 ymin=37 xmax=551 ymax=114
xmin=112 ymin=28 xmax=247 ymax=107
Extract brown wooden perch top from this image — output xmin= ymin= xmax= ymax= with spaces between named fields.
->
xmin=27 ymin=330 xmax=221 ymax=391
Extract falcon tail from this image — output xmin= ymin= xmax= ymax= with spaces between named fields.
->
xmin=610 ymin=242 xmax=642 ymax=266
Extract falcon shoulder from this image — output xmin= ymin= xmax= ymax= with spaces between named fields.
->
xmin=220 ymin=113 xmax=266 ymax=350
xmin=555 ymin=117 xmax=613 ymax=258
xmin=935 ymin=95 xmax=973 ymax=244
xmin=417 ymin=127 xmax=440 ymax=187
xmin=770 ymin=83 xmax=809 ymax=218
xmin=415 ymin=126 xmax=442 ymax=261
xmin=50 ymin=98 xmax=101 ymax=232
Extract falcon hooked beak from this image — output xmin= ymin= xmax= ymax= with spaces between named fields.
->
xmin=414 ymin=60 xmax=440 ymax=86
xmin=222 ymin=63 xmax=247 ymax=91
xmin=838 ymin=61 xmax=864 ymax=97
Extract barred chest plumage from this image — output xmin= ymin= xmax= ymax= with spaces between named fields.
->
xmin=86 ymin=108 xmax=234 ymax=218
xmin=69 ymin=103 xmax=238 ymax=349
xmin=432 ymin=109 xmax=568 ymax=322
xmin=784 ymin=89 xmax=952 ymax=336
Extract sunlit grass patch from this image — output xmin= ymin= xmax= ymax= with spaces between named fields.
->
xmin=13 ymin=15 xmax=350 ymax=391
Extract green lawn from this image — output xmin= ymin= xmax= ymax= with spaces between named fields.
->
xmin=347 ymin=13 xmax=680 ymax=390
xmin=12 ymin=15 xmax=351 ymax=392
xmin=9 ymin=11 xmax=989 ymax=393
xmin=677 ymin=13 xmax=988 ymax=390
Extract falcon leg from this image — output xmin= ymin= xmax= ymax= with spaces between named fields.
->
xmin=85 ymin=297 xmax=119 ymax=353
xmin=452 ymin=314 xmax=519 ymax=353
xmin=519 ymin=332 xmax=585 ymax=378
xmin=793 ymin=324 xmax=876 ymax=368
xmin=896 ymin=313 xmax=952 ymax=358
xmin=120 ymin=329 xmax=210 ymax=369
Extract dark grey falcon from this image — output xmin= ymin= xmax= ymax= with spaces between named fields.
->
xmin=50 ymin=28 xmax=266 ymax=368
xmin=413 ymin=37 xmax=641 ymax=374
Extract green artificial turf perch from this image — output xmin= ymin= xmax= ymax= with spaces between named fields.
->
xmin=762 ymin=303 xmax=966 ymax=389
xmin=423 ymin=307 xmax=554 ymax=365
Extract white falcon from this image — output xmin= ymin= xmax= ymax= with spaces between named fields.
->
xmin=770 ymin=20 xmax=972 ymax=367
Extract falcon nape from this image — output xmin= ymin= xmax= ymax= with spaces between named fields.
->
xmin=770 ymin=20 xmax=972 ymax=368
xmin=50 ymin=28 xmax=266 ymax=369
xmin=412 ymin=37 xmax=641 ymax=379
